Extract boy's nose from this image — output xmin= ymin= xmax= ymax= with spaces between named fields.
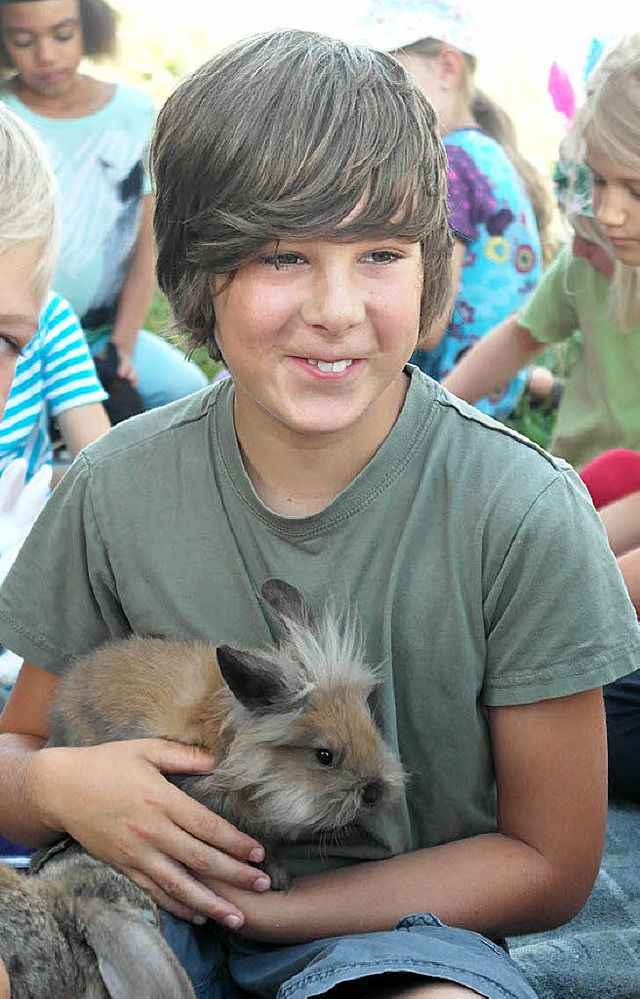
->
xmin=302 ymin=272 xmax=365 ymax=333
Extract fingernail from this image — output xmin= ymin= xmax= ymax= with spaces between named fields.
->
xmin=253 ymin=875 xmax=270 ymax=892
xmin=192 ymin=914 xmax=207 ymax=925
xmin=224 ymin=913 xmax=243 ymax=930
xmin=249 ymin=847 xmax=265 ymax=863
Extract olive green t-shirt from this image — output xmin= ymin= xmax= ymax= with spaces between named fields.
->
xmin=0 ymin=369 xmax=637 ymax=875
xmin=519 ymin=245 xmax=640 ymax=471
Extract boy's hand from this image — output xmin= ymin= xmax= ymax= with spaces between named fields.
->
xmin=33 ymin=739 xmax=270 ymax=926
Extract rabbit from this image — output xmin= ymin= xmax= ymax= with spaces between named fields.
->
xmin=0 ymin=840 xmax=195 ymax=998
xmin=48 ymin=578 xmax=407 ymax=888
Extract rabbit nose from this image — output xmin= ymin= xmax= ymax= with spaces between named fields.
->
xmin=362 ymin=780 xmax=383 ymax=806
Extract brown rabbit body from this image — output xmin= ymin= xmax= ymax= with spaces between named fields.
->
xmin=48 ymin=579 xmax=406 ymax=885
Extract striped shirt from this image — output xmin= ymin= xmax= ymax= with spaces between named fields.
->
xmin=0 ymin=292 xmax=107 ymax=479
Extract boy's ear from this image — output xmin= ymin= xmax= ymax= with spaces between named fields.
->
xmin=217 ymin=645 xmax=290 ymax=712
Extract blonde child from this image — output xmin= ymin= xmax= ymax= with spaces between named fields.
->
xmin=0 ymin=29 xmax=637 ymax=999
xmin=444 ymin=34 xmax=640 ymax=473
xmin=0 ymin=0 xmax=208 ymax=416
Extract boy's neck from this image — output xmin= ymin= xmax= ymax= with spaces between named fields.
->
xmin=233 ymin=374 xmax=409 ymax=517
xmin=12 ymin=73 xmax=114 ymax=119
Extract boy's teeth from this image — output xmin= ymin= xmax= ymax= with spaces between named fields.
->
xmin=307 ymin=359 xmax=353 ymax=373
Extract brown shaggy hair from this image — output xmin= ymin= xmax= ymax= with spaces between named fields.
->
xmin=151 ymin=29 xmax=453 ymax=361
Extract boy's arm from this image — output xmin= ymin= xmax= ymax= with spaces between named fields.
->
xmin=0 ymin=661 xmax=272 ymax=927
xmin=109 ymin=194 xmax=156 ymax=384
xmin=205 ymin=688 xmax=606 ymax=943
xmin=442 ymin=316 xmax=543 ymax=403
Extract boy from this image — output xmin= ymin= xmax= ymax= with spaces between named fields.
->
xmin=0 ymin=30 xmax=638 ymax=999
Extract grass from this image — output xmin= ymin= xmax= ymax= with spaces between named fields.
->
xmin=145 ymin=289 xmax=222 ymax=382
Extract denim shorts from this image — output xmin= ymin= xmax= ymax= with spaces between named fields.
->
xmin=161 ymin=911 xmax=538 ymax=998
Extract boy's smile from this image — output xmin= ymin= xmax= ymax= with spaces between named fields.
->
xmin=211 ymin=237 xmax=424 ymax=446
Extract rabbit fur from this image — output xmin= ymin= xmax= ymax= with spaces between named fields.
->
xmin=0 ymin=580 xmax=405 ymax=998
xmin=49 ymin=579 xmax=406 ymax=886
xmin=0 ymin=841 xmax=195 ymax=998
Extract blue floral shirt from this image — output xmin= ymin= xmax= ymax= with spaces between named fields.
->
xmin=412 ymin=129 xmax=543 ymax=419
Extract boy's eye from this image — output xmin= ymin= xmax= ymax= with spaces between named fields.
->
xmin=260 ymin=252 xmax=305 ymax=269
xmin=363 ymin=249 xmax=402 ymax=264
xmin=53 ymin=29 xmax=77 ymax=42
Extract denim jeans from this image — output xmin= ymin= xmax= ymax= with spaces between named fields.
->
xmin=161 ymin=911 xmax=538 ymax=998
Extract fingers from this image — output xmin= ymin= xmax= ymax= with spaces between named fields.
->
xmin=140 ymin=738 xmax=217 ymax=775
xmin=125 ymin=863 xmax=243 ymax=927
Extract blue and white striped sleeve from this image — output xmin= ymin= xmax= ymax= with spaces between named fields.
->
xmin=39 ymin=292 xmax=108 ymax=417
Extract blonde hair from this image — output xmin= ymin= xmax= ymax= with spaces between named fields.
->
xmin=0 ymin=104 xmax=59 ymax=301
xmin=573 ymin=34 xmax=640 ymax=329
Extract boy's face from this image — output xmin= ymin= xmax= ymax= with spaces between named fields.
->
xmin=1 ymin=0 xmax=84 ymax=100
xmin=586 ymin=144 xmax=640 ymax=268
xmin=0 ymin=241 xmax=41 ymax=419
xmin=211 ymin=236 xmax=423 ymax=440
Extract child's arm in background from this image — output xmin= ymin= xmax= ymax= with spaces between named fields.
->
xmin=57 ymin=402 xmax=111 ymax=458
xmin=442 ymin=315 xmax=543 ymax=402
xmin=201 ymin=688 xmax=607 ymax=943
xmin=109 ymin=194 xmax=156 ymax=386
xmin=616 ymin=548 xmax=640 ymax=614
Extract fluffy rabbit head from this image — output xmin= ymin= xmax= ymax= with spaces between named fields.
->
xmin=214 ymin=579 xmax=406 ymax=841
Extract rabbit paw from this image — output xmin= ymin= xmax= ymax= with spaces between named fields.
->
xmin=259 ymin=850 xmax=291 ymax=891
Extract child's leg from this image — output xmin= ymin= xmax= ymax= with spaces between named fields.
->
xmin=227 ymin=913 xmax=537 ymax=999
xmin=160 ymin=911 xmax=240 ymax=999
xmin=579 ymin=449 xmax=640 ymax=510
xmin=131 ymin=330 xmax=209 ymax=409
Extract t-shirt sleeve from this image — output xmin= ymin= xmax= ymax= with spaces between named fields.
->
xmin=0 ymin=454 xmax=130 ymax=672
xmin=40 ymin=294 xmax=107 ymax=416
xmin=483 ymin=464 xmax=639 ymax=706
xmin=517 ymin=245 xmax=580 ymax=344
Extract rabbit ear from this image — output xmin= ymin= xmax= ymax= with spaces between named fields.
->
xmin=76 ymin=899 xmax=195 ymax=998
xmin=261 ymin=578 xmax=315 ymax=630
xmin=0 ymin=458 xmax=28 ymax=516
xmin=217 ymin=645 xmax=289 ymax=711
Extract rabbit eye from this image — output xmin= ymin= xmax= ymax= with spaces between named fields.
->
xmin=315 ymin=748 xmax=334 ymax=767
